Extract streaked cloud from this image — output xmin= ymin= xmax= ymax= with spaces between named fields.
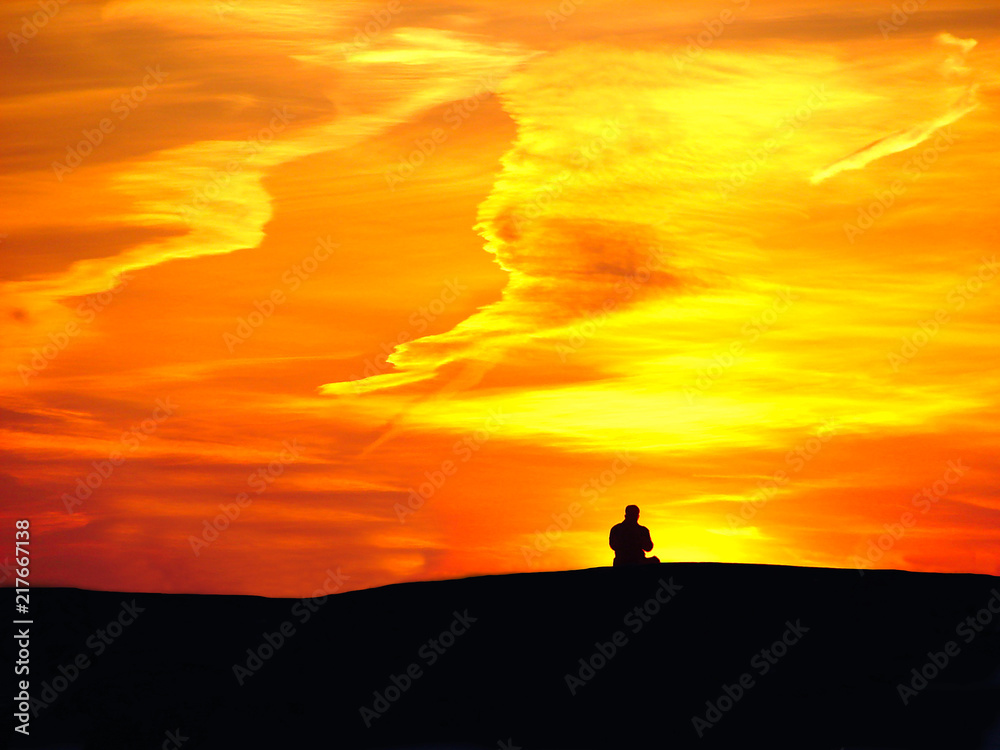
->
xmin=811 ymin=33 xmax=980 ymax=184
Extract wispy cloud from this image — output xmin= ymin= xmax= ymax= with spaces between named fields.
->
xmin=811 ymin=33 xmax=979 ymax=184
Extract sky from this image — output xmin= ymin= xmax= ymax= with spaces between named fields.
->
xmin=2 ymin=0 xmax=999 ymax=597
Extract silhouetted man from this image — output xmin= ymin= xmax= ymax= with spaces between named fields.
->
xmin=609 ymin=505 xmax=660 ymax=566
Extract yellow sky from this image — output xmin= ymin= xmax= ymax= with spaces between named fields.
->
xmin=2 ymin=0 xmax=999 ymax=596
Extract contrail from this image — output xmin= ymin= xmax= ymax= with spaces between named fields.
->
xmin=811 ymin=34 xmax=978 ymax=184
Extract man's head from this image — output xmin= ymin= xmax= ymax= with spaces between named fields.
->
xmin=624 ymin=505 xmax=640 ymax=521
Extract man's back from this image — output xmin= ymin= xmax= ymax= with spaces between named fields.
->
xmin=609 ymin=520 xmax=653 ymax=566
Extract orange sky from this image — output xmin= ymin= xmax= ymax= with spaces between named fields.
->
xmin=2 ymin=0 xmax=999 ymax=596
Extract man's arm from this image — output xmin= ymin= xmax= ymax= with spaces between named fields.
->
xmin=609 ymin=525 xmax=618 ymax=551
xmin=642 ymin=526 xmax=653 ymax=552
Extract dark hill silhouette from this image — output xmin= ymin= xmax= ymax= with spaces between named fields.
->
xmin=8 ymin=563 xmax=1000 ymax=749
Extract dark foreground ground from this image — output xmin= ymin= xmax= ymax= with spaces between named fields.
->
xmin=6 ymin=563 xmax=1000 ymax=749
